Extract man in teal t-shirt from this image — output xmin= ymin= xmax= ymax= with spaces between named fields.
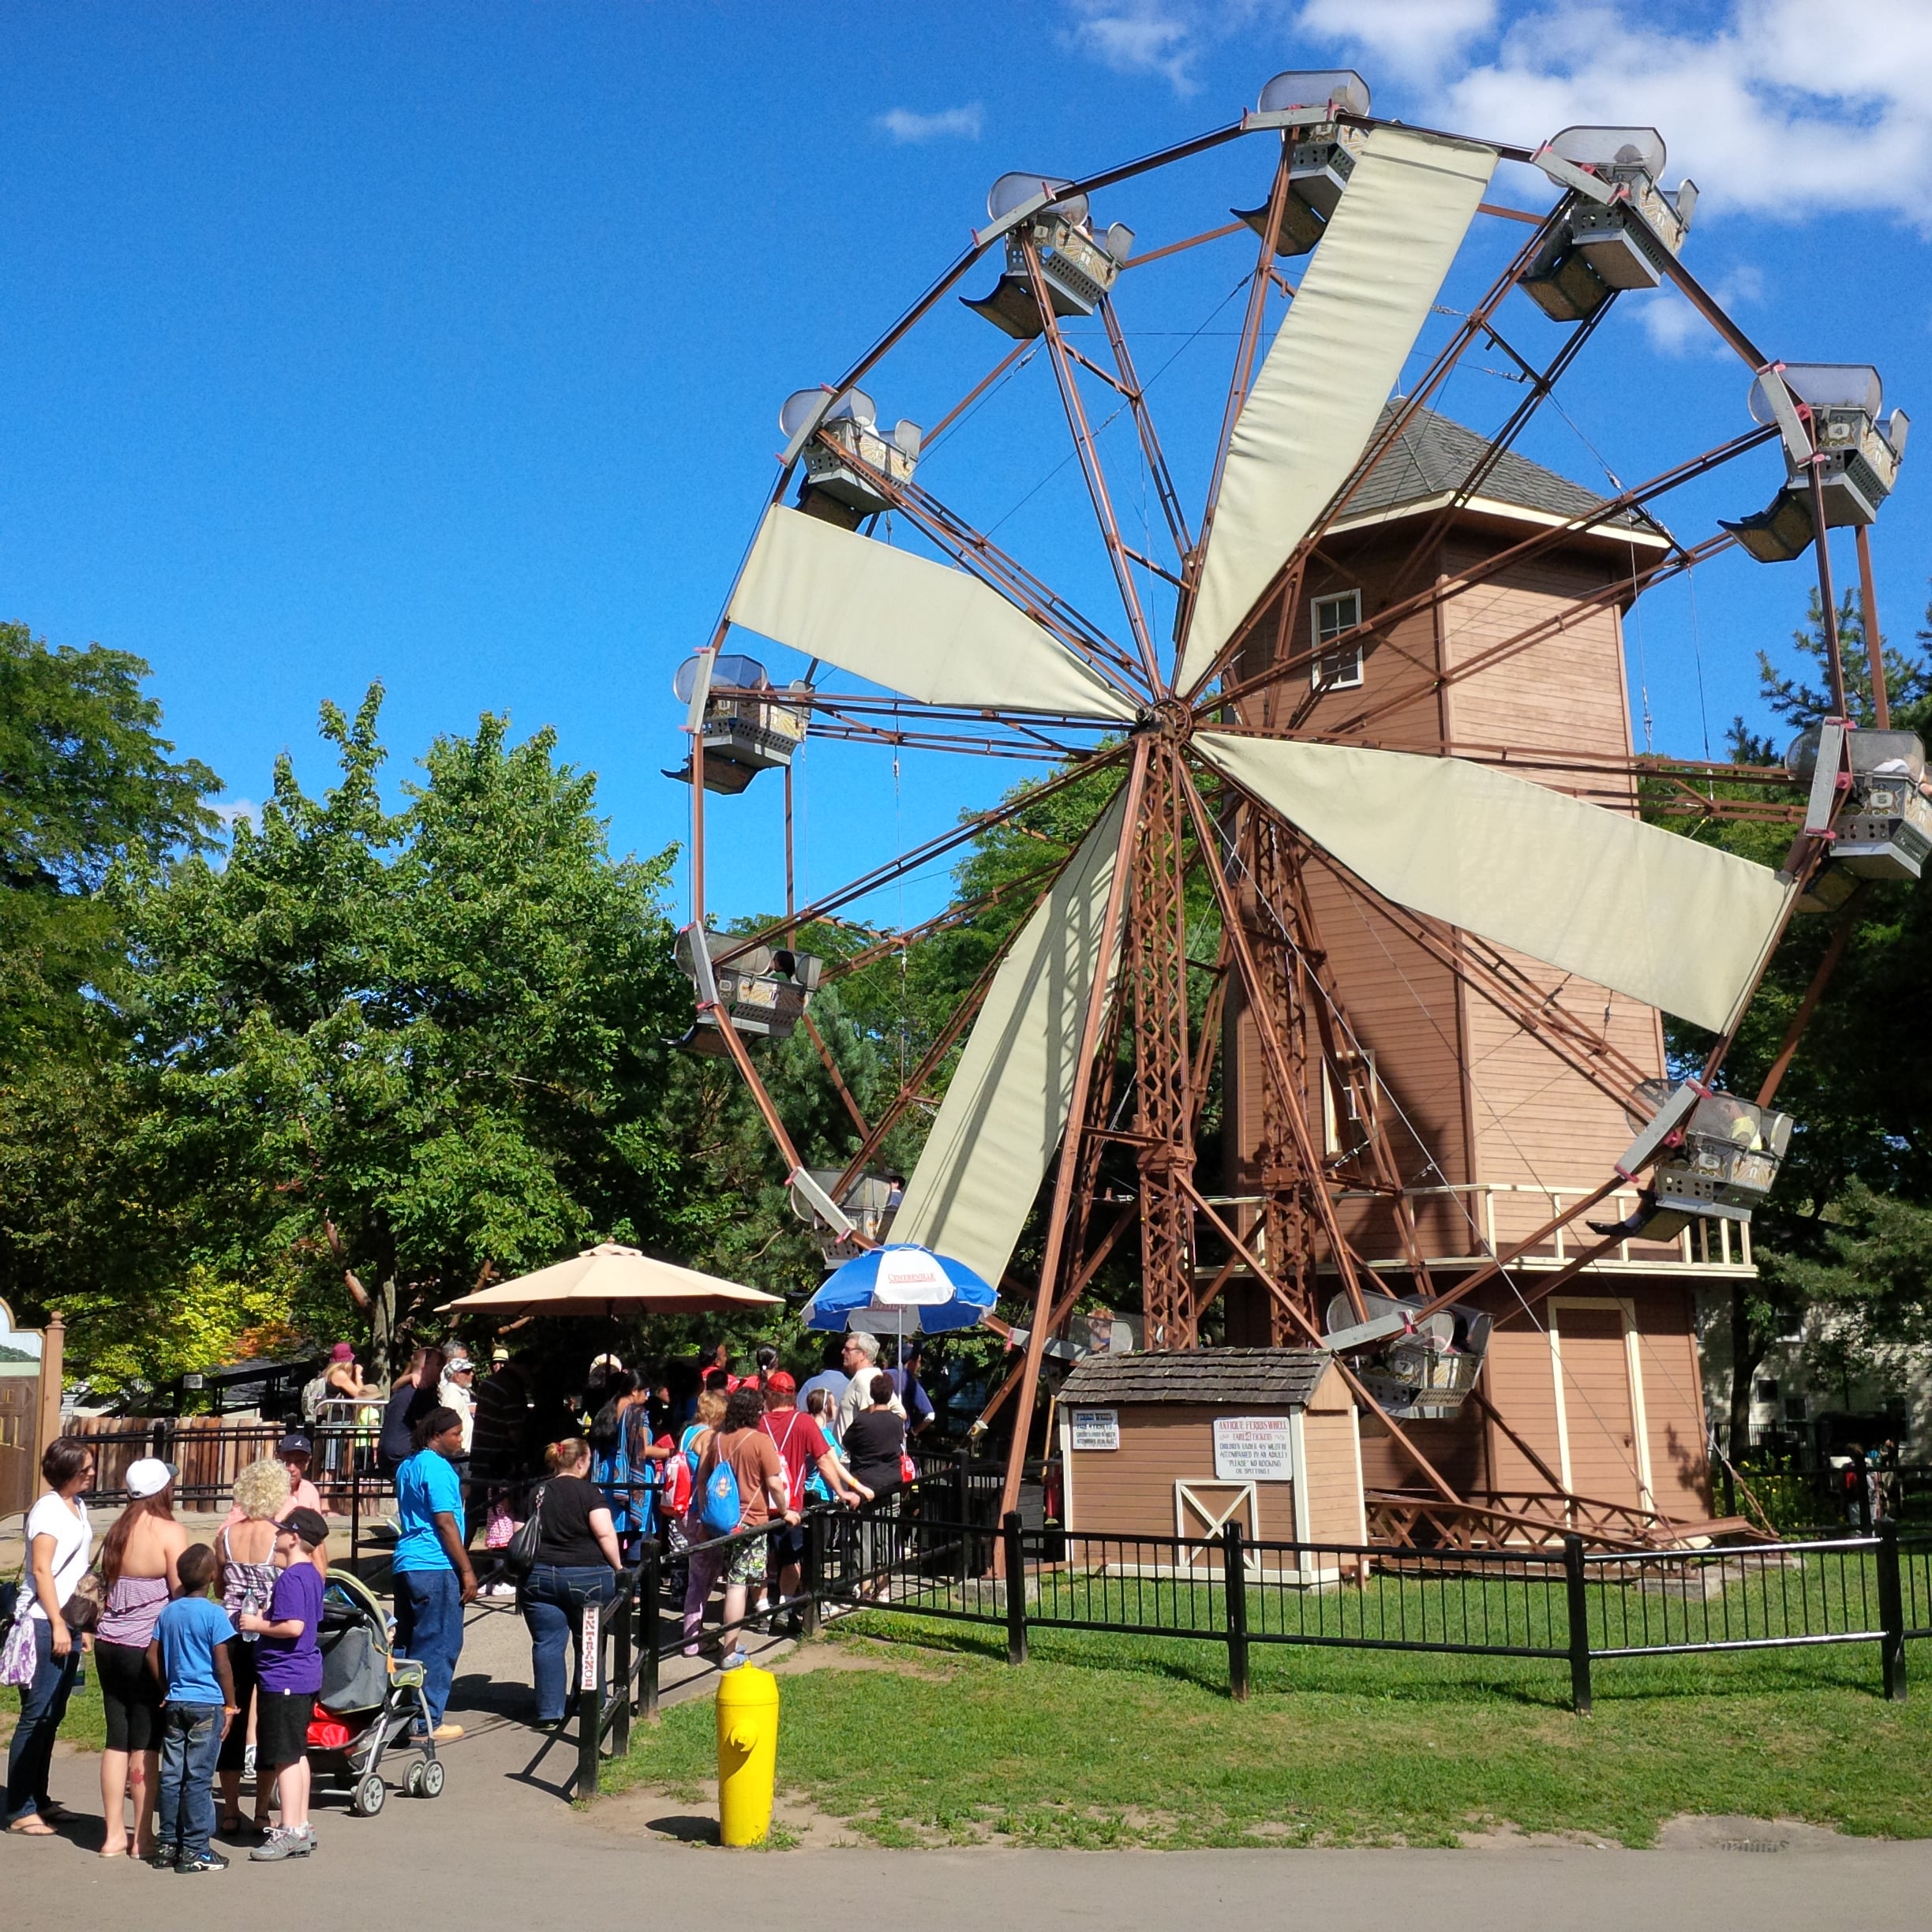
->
xmin=390 ymin=1407 xmax=477 ymax=1742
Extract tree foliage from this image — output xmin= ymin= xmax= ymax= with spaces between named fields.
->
xmin=1667 ymin=580 xmax=1932 ymax=1454
xmin=0 ymin=621 xmax=219 ymax=1061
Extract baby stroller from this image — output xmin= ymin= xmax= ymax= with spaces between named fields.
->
xmin=306 ymin=1571 xmax=444 ymax=1817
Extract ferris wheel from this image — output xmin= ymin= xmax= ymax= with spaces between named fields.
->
xmin=668 ymin=70 xmax=1919 ymax=1538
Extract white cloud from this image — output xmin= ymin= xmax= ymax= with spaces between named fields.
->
xmin=1638 ymin=264 xmax=1765 ymax=357
xmin=1055 ymin=0 xmax=1932 ymax=225
xmin=1294 ymin=0 xmax=1498 ymax=84
xmin=211 ymin=797 xmax=256 ymax=831
xmin=1062 ymin=0 xmax=1210 ymax=94
xmin=875 ymin=103 xmax=985 ymax=144
xmin=1431 ymin=2 xmax=1932 ymax=227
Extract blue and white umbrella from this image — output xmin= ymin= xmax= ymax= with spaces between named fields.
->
xmin=801 ymin=1243 xmax=998 ymax=1336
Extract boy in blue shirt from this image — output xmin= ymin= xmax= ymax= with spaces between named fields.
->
xmin=391 ymin=1407 xmax=477 ymax=1743
xmin=144 ymin=1543 xmax=237 ymax=1873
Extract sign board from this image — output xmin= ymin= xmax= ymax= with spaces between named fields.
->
xmin=1069 ymin=1408 xmax=1120 ymax=1451
xmin=873 ymin=1249 xmax=951 ymax=1307
xmin=1211 ymin=1414 xmax=1294 ymax=1482
xmin=579 ymin=1600 xmax=601 ymax=1690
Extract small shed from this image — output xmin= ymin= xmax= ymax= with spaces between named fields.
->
xmin=1058 ymin=1349 xmax=1366 ymax=1578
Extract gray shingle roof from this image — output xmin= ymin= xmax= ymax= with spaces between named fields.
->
xmin=1059 ymin=1348 xmax=1332 ymax=1409
xmin=1335 ymin=402 xmax=1660 ymax=538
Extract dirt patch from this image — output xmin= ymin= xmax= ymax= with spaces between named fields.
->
xmin=590 ymin=1777 xmax=866 ymax=1848
xmin=1654 ymin=1813 xmax=1851 ymax=1853
xmin=772 ymin=1637 xmax=954 ymax=1683
xmin=1458 ymin=1818 xmax=1623 ymax=1850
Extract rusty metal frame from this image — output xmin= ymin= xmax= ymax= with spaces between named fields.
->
xmin=1017 ymin=232 xmax=1166 ymax=691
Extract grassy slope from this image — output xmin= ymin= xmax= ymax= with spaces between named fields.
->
xmin=605 ymin=1619 xmax=1932 ymax=1848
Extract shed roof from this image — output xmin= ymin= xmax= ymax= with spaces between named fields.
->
xmin=1331 ymin=403 xmax=1668 ymax=548
xmin=1059 ymin=1348 xmax=1333 ymax=1410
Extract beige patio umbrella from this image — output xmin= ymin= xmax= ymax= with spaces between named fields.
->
xmin=439 ymin=1242 xmax=782 ymax=1318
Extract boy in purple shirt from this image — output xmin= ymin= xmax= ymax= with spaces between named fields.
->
xmin=234 ymin=1507 xmax=328 ymax=1861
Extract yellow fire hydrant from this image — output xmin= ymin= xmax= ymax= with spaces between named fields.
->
xmin=715 ymin=1664 xmax=779 ymax=1846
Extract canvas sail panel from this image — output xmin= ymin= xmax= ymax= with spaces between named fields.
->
xmin=1198 ymin=733 xmax=1793 ymax=1034
xmin=1177 ymin=128 xmax=1496 ymax=695
xmin=890 ymin=788 xmax=1130 ymax=1287
xmin=729 ymin=505 xmax=1136 ymax=721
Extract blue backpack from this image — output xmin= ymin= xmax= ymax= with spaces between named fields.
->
xmin=700 ymin=1453 xmax=742 ymax=1535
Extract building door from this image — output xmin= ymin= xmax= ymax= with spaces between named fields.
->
xmin=1548 ymin=1297 xmax=1653 ymax=1511
xmin=0 ymin=1372 xmax=39 ymax=1520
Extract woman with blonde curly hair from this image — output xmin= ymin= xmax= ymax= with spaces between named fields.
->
xmin=215 ymin=1458 xmax=290 ymax=1837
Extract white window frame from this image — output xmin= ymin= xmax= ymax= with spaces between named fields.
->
xmin=1310 ymin=589 xmax=1364 ymax=691
xmin=1320 ymin=1050 xmax=1376 ymax=1156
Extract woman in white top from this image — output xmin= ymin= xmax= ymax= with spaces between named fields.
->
xmin=6 ymin=1436 xmax=97 ymax=1835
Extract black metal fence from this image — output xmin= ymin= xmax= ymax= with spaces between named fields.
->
xmin=554 ymin=1484 xmax=1932 ymax=1792
xmin=69 ymin=1419 xmax=393 ymax=1559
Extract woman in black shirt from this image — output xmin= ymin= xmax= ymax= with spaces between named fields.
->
xmin=518 ymin=1436 xmax=623 ymax=1724
xmin=842 ymin=1372 xmax=906 ymax=1498
xmin=842 ymin=1372 xmax=907 ymax=1597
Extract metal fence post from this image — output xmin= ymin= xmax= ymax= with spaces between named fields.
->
xmin=1877 ymin=1518 xmax=1908 ymax=1702
xmin=956 ymin=1450 xmax=972 ymax=1585
xmin=1222 ymin=1521 xmax=1250 ymax=1702
xmin=800 ymin=1508 xmax=824 ymax=1641
xmin=1002 ymin=1511 xmax=1028 ymax=1666
xmin=610 ymin=1578 xmax=635 ymax=1758
xmin=575 ymin=1601 xmax=603 ymax=1800
xmin=1563 ymin=1534 xmax=1593 ymax=1717
xmin=639 ymin=1541 xmax=661 ymax=1720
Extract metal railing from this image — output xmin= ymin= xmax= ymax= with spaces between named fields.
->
xmin=69 ymin=1419 xmax=395 ymax=1561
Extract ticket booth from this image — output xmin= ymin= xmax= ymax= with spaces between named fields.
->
xmin=0 ymin=1301 xmax=59 ymax=1522
xmin=1057 ymin=1349 xmax=1366 ymax=1581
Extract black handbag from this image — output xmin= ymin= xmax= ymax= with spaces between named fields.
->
xmin=503 ymin=1485 xmax=546 ymax=1579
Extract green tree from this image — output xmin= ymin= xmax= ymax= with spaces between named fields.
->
xmin=1667 ymin=582 xmax=1932 ymax=1459
xmin=50 ymin=687 xmax=695 ymax=1387
xmin=0 ymin=621 xmax=219 ymax=1061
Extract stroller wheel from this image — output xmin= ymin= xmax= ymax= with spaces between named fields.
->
xmin=352 ymin=1772 xmax=387 ymax=1818
xmin=402 ymin=1762 xmax=425 ymax=1798
xmin=418 ymin=1760 xmax=446 ymax=1799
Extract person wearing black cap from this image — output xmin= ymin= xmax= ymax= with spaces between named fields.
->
xmin=234 ymin=1507 xmax=329 ymax=1862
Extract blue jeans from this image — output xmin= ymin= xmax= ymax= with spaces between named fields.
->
xmin=393 ymin=1567 xmax=464 ymax=1728
xmin=520 ymin=1563 xmax=619 ymax=1723
xmin=158 ymin=1703 xmax=223 ymax=1859
xmin=5 ymin=1619 xmax=80 ymax=1824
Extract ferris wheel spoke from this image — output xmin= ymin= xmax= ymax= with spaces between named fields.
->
xmin=1204 ymin=425 xmax=1776 ymax=716
xmin=1016 ymin=231 xmax=1166 ymax=692
xmin=1099 ymin=296 xmax=1195 ymax=563
xmin=1186 ymin=193 xmax=1563 ymax=703
xmin=1176 ymin=128 xmax=1500 ymax=697
xmin=710 ymin=747 xmax=1125 ymax=972
xmin=1309 ymin=532 xmax=1732 ymax=744
xmin=1174 ymin=756 xmax=1375 ymax=1324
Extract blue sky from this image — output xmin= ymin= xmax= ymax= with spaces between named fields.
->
xmin=3 ymin=2 xmax=1927 ymax=932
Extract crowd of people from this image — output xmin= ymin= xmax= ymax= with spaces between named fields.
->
xmin=3 ymin=1328 xmax=939 ymax=1857
xmin=6 ymin=1434 xmax=332 ymax=1870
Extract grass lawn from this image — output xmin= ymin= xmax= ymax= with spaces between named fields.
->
xmin=601 ymin=1615 xmax=1932 ymax=1848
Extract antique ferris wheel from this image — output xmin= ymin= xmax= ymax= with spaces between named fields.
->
xmin=667 ymin=70 xmax=1920 ymax=1540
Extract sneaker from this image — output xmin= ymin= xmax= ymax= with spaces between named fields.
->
xmin=430 ymin=1722 xmax=464 ymax=1743
xmin=148 ymin=1844 xmax=178 ymax=1870
xmin=175 ymin=1850 xmax=230 ymax=1874
xmin=720 ymin=1648 xmax=748 ymax=1671
xmin=249 ymin=1827 xmax=313 ymax=1863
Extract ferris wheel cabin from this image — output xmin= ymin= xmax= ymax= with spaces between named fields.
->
xmin=963 ymin=174 xmax=1135 ymax=340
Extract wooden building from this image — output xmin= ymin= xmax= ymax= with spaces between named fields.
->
xmin=1058 ymin=1349 xmax=1366 ymax=1574
xmin=1218 ymin=407 xmax=1743 ymax=1538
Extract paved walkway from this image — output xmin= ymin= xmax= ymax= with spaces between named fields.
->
xmin=5 ymin=1582 xmax=1928 ymax=1926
